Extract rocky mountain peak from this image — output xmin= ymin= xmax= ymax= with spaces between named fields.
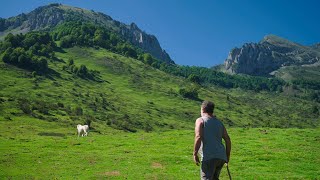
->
xmin=261 ymin=34 xmax=303 ymax=49
xmin=261 ymin=34 xmax=287 ymax=43
xmin=129 ymin=23 xmax=139 ymax=30
xmin=224 ymin=35 xmax=320 ymax=76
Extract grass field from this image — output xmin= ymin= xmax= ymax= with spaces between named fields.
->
xmin=0 ymin=117 xmax=319 ymax=179
xmin=0 ymin=46 xmax=319 ymax=179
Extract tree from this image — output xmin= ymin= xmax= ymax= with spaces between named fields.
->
xmin=2 ymin=48 xmax=13 ymax=63
xmin=60 ymin=35 xmax=73 ymax=48
xmin=68 ymin=58 xmax=74 ymax=66
xmin=4 ymin=33 xmax=21 ymax=48
xmin=78 ymin=64 xmax=88 ymax=77
xmin=1 ymin=32 xmax=54 ymax=74
xmin=94 ymin=28 xmax=108 ymax=47
xmin=179 ymin=87 xmax=199 ymax=99
xmin=188 ymin=74 xmax=200 ymax=84
xmin=125 ymin=48 xmax=137 ymax=58
xmin=143 ymin=53 xmax=153 ymax=65
xmin=311 ymin=91 xmax=320 ymax=102
xmin=34 ymin=58 xmax=48 ymax=73
xmin=312 ymin=105 xmax=319 ymax=115
xmin=75 ymin=106 xmax=83 ymax=116
xmin=18 ymin=53 xmax=30 ymax=67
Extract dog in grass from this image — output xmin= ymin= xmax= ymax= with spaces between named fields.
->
xmin=77 ymin=124 xmax=89 ymax=137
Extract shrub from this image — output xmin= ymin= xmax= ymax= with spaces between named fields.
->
xmin=84 ymin=115 xmax=93 ymax=126
xmin=312 ymin=105 xmax=319 ymax=115
xmin=19 ymin=99 xmax=32 ymax=114
xmin=31 ymin=71 xmax=37 ymax=78
xmin=179 ymin=87 xmax=199 ymax=99
xmin=74 ymin=106 xmax=83 ymax=116
xmin=188 ymin=74 xmax=201 ymax=84
xmin=143 ymin=122 xmax=153 ymax=132
xmin=32 ymin=100 xmax=49 ymax=115
xmin=57 ymin=102 xmax=64 ymax=108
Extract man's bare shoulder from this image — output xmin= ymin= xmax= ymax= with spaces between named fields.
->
xmin=195 ymin=117 xmax=204 ymax=125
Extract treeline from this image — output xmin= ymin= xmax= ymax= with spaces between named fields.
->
xmin=0 ymin=32 xmax=56 ymax=73
xmin=158 ymin=65 xmax=284 ymax=92
xmin=291 ymin=79 xmax=320 ymax=102
xmin=51 ymin=21 xmax=140 ymax=59
xmin=292 ymin=79 xmax=320 ymax=90
xmin=123 ymin=51 xmax=284 ymax=92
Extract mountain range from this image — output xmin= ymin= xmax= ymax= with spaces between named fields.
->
xmin=1 ymin=3 xmax=320 ymax=79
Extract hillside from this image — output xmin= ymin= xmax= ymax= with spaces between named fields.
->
xmin=0 ymin=3 xmax=319 ymax=131
xmin=0 ymin=44 xmax=319 ymax=131
xmin=0 ymin=3 xmax=173 ymax=63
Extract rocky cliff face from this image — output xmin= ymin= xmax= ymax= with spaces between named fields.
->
xmin=224 ymin=35 xmax=320 ymax=76
xmin=0 ymin=3 xmax=173 ymax=63
xmin=120 ymin=23 xmax=172 ymax=63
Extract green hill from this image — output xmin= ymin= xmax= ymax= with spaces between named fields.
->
xmin=0 ymin=11 xmax=319 ymax=131
xmin=0 ymin=44 xmax=319 ymax=131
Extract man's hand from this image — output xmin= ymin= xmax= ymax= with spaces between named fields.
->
xmin=193 ymin=154 xmax=200 ymax=166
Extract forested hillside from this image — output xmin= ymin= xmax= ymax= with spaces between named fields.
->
xmin=0 ymin=30 xmax=319 ymax=132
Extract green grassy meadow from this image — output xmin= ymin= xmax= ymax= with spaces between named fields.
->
xmin=0 ymin=117 xmax=319 ymax=179
xmin=0 ymin=46 xmax=319 ymax=179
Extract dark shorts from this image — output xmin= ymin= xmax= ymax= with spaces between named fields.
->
xmin=200 ymin=158 xmax=226 ymax=180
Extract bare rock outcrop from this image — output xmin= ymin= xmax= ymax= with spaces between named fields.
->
xmin=224 ymin=35 xmax=320 ymax=76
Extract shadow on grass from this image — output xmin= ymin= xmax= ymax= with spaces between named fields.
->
xmin=38 ymin=132 xmax=66 ymax=137
xmin=52 ymin=56 xmax=65 ymax=63
xmin=185 ymin=96 xmax=203 ymax=102
xmin=54 ymin=47 xmax=66 ymax=53
xmin=44 ymin=68 xmax=62 ymax=80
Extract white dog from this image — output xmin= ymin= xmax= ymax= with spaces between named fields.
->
xmin=77 ymin=124 xmax=89 ymax=137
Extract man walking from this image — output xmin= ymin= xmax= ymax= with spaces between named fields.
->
xmin=193 ymin=101 xmax=232 ymax=180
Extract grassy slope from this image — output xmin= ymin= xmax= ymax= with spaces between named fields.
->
xmin=45 ymin=47 xmax=318 ymax=130
xmin=0 ymin=47 xmax=199 ymax=131
xmin=275 ymin=65 xmax=320 ymax=82
xmin=0 ymin=46 xmax=320 ymax=179
xmin=1 ymin=46 xmax=318 ymax=131
xmin=0 ymin=117 xmax=319 ymax=179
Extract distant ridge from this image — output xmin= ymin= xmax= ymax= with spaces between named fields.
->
xmin=224 ymin=34 xmax=320 ymax=76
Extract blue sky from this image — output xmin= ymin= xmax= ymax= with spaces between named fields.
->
xmin=1 ymin=0 xmax=320 ymax=67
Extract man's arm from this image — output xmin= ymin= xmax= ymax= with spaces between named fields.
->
xmin=193 ymin=118 xmax=203 ymax=165
xmin=222 ymin=127 xmax=231 ymax=163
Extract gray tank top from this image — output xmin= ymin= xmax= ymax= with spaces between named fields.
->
xmin=199 ymin=116 xmax=227 ymax=162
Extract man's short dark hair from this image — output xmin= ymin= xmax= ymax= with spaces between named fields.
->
xmin=201 ymin=101 xmax=215 ymax=114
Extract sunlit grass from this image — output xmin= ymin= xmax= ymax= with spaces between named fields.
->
xmin=0 ymin=46 xmax=319 ymax=179
xmin=0 ymin=117 xmax=319 ymax=179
